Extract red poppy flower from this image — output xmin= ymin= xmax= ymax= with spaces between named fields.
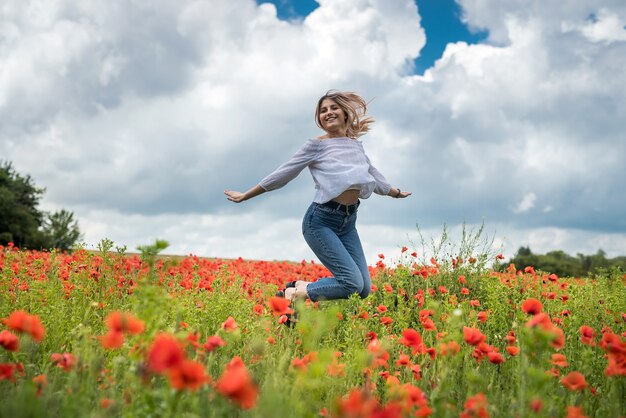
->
xmin=215 ymin=356 xmax=258 ymax=409
xmin=2 ymin=310 xmax=45 ymax=342
xmin=100 ymin=331 xmax=124 ymax=349
xmin=0 ymin=330 xmax=19 ymax=352
xmin=521 ymin=298 xmax=542 ymax=315
xmin=0 ymin=363 xmax=16 ymax=381
xmin=50 ymin=353 xmax=77 ymax=371
xmin=477 ymin=312 xmax=488 ymax=323
xmin=105 ymin=311 xmax=144 ymax=335
xmin=396 ymin=354 xmax=411 ymax=366
xmin=336 ymin=389 xmax=380 ymax=418
xmin=579 ymin=325 xmax=596 ymax=346
xmin=529 ymin=399 xmax=542 ymax=412
xmin=376 ymin=305 xmax=388 ymax=313
xmin=268 ymin=297 xmax=292 ymax=316
xmin=488 ymin=351 xmax=505 ymax=364
xmin=506 ymin=346 xmax=519 ymax=356
xmin=551 ymin=353 xmax=568 ymax=368
xmin=167 ymin=360 xmax=209 ymax=391
xmin=147 ymin=333 xmax=185 ymax=373
xmin=204 ymin=335 xmax=227 ymax=352
xmin=33 ymin=374 xmax=47 ymax=396
xmin=461 ymin=393 xmax=488 ymax=418
xmin=221 ymin=316 xmax=238 ymax=332
xmin=463 ymin=327 xmax=486 ymax=346
xmin=566 ymin=406 xmax=588 ymax=418
xmin=399 ymin=329 xmax=423 ymax=350
xmin=380 ymin=316 xmax=393 ymax=325
xmin=525 ymin=312 xmax=552 ymax=328
xmin=561 ymin=371 xmax=588 ymax=391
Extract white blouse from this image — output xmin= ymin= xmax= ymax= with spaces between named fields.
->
xmin=258 ymin=137 xmax=392 ymax=203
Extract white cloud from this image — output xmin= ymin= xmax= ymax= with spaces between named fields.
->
xmin=513 ymin=193 xmax=537 ymax=214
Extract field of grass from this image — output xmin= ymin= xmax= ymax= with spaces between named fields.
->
xmin=1 ymin=238 xmax=625 ymax=417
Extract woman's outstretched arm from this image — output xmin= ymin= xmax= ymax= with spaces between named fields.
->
xmin=224 ymin=185 xmax=266 ymax=203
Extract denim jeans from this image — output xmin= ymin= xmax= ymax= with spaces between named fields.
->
xmin=302 ymin=201 xmax=371 ymax=301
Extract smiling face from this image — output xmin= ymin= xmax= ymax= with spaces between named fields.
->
xmin=318 ymin=98 xmax=348 ymax=137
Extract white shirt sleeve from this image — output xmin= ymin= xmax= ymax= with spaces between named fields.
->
xmin=258 ymin=141 xmax=317 ymax=191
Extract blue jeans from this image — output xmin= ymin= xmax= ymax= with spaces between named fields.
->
xmin=302 ymin=202 xmax=371 ymax=301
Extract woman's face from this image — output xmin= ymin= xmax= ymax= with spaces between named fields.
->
xmin=318 ymin=98 xmax=348 ymax=135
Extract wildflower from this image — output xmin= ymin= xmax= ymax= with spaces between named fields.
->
xmin=477 ymin=312 xmax=488 ymax=323
xmin=463 ymin=327 xmax=486 ymax=346
xmin=399 ymin=329 xmax=424 ymax=354
xmin=50 ymin=353 xmax=77 ymax=371
xmin=204 ymin=335 xmax=227 ymax=352
xmin=488 ymin=351 xmax=505 ymax=364
xmin=506 ymin=346 xmax=519 ymax=356
xmin=100 ymin=399 xmax=114 ymax=409
xmin=105 ymin=311 xmax=144 ymax=335
xmin=33 ymin=374 xmax=47 ymax=396
xmin=376 ymin=305 xmax=388 ymax=313
xmin=147 ymin=333 xmax=185 ymax=373
xmin=380 ymin=316 xmax=393 ymax=325
xmin=221 ymin=316 xmax=238 ymax=332
xmin=335 ymin=389 xmax=380 ymax=418
xmin=561 ymin=371 xmax=588 ymax=391
xmin=268 ymin=297 xmax=292 ymax=316
xmin=0 ymin=330 xmax=19 ymax=352
xmin=291 ymin=357 xmax=308 ymax=371
xmin=439 ymin=341 xmax=461 ymax=356
xmin=327 ymin=360 xmax=345 ymax=377
xmin=579 ymin=325 xmax=596 ymax=346
xmin=521 ymin=298 xmax=542 ymax=315
xmin=566 ymin=406 xmax=588 ymax=418
xmin=167 ymin=360 xmax=209 ymax=391
xmin=253 ymin=304 xmax=264 ymax=315
xmin=551 ymin=353 xmax=568 ymax=368
xmin=215 ymin=356 xmax=258 ymax=409
xmin=2 ymin=310 xmax=45 ymax=342
xmin=0 ymin=363 xmax=16 ymax=381
xmin=460 ymin=393 xmax=489 ymax=418
xmin=392 ymin=353 xmax=410 ymax=368
xmin=101 ymin=329 xmax=125 ymax=349
xmin=529 ymin=399 xmax=542 ymax=412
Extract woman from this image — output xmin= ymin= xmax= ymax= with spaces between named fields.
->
xmin=224 ymin=90 xmax=411 ymax=302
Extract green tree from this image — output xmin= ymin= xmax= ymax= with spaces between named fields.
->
xmin=0 ymin=161 xmax=82 ymax=250
xmin=0 ymin=161 xmax=45 ymax=247
xmin=40 ymin=209 xmax=82 ymax=250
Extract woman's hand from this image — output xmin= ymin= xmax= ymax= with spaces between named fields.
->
xmin=389 ymin=188 xmax=412 ymax=199
xmin=224 ymin=190 xmax=246 ymax=203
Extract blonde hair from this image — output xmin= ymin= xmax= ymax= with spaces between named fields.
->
xmin=315 ymin=90 xmax=374 ymax=139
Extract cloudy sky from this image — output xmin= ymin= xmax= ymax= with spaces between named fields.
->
xmin=2 ymin=0 xmax=625 ymax=264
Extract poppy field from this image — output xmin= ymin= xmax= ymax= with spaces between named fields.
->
xmin=1 ymin=238 xmax=625 ymax=418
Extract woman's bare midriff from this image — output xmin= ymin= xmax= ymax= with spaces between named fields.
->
xmin=333 ymin=189 xmax=360 ymax=205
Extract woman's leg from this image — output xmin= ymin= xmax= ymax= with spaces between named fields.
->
xmin=302 ymin=204 xmax=365 ymax=301
xmin=338 ymin=222 xmax=371 ymax=299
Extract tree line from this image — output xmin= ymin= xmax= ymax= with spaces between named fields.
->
xmin=1 ymin=161 xmax=81 ymax=251
xmin=503 ymin=246 xmax=626 ymax=278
